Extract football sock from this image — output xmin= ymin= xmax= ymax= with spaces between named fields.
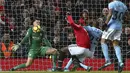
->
xmin=114 ymin=45 xmax=122 ymax=63
xmin=79 ymin=63 xmax=88 ymax=70
xmin=64 ymin=58 xmax=73 ymax=69
xmin=90 ymin=43 xmax=96 ymax=54
xmin=101 ymin=43 xmax=110 ymax=62
xmin=13 ymin=63 xmax=26 ymax=70
xmin=52 ymin=54 xmax=57 ymax=69
xmin=57 ymin=51 xmax=65 ymax=68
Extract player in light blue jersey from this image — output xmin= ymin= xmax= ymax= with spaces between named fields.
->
xmin=84 ymin=26 xmax=102 ymax=54
xmin=64 ymin=25 xmax=103 ymax=72
xmin=98 ymin=0 xmax=130 ymax=73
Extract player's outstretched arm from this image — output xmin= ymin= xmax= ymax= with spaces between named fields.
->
xmin=66 ymin=12 xmax=80 ymax=29
xmin=12 ymin=44 xmax=20 ymax=51
xmin=20 ymin=28 xmax=31 ymax=45
xmin=66 ymin=12 xmax=74 ymax=25
xmin=12 ymin=28 xmax=31 ymax=51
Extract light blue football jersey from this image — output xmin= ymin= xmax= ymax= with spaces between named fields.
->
xmin=108 ymin=0 xmax=127 ymax=30
xmin=83 ymin=26 xmax=102 ymax=40
xmin=84 ymin=26 xmax=102 ymax=52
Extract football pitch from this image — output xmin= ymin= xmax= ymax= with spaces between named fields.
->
xmin=0 ymin=71 xmax=130 ymax=73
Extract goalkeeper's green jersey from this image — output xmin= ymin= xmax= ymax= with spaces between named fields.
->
xmin=20 ymin=27 xmax=51 ymax=50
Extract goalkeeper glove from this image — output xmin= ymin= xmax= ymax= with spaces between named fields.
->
xmin=12 ymin=43 xmax=20 ymax=51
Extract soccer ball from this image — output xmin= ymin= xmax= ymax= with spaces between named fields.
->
xmin=33 ymin=25 xmax=41 ymax=32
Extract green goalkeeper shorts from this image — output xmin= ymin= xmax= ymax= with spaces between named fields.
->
xmin=28 ymin=46 xmax=49 ymax=59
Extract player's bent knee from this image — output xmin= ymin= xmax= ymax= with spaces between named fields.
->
xmin=26 ymin=58 xmax=33 ymax=67
xmin=25 ymin=63 xmax=32 ymax=67
xmin=46 ymin=48 xmax=57 ymax=55
xmin=50 ymin=49 xmax=57 ymax=54
xmin=25 ymin=61 xmax=33 ymax=67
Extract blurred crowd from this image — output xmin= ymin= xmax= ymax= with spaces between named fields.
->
xmin=0 ymin=0 xmax=130 ymax=61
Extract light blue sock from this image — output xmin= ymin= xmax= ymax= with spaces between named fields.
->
xmin=101 ymin=43 xmax=110 ymax=62
xmin=79 ymin=63 xmax=88 ymax=70
xmin=64 ymin=58 xmax=73 ymax=69
xmin=114 ymin=45 xmax=122 ymax=63
xmin=90 ymin=43 xmax=96 ymax=54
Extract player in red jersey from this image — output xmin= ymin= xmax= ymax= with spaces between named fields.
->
xmin=67 ymin=14 xmax=90 ymax=49
xmin=60 ymin=12 xmax=93 ymax=71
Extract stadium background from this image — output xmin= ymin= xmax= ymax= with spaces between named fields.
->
xmin=0 ymin=0 xmax=130 ymax=71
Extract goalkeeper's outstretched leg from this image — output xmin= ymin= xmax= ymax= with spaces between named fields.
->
xmin=10 ymin=58 xmax=33 ymax=71
xmin=10 ymin=47 xmax=57 ymax=71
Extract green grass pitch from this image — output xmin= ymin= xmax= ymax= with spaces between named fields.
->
xmin=0 ymin=71 xmax=130 ymax=73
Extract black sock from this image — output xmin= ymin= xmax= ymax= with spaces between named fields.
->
xmin=58 ymin=51 xmax=65 ymax=68
xmin=72 ymin=55 xmax=81 ymax=67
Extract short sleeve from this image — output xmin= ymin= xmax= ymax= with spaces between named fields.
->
xmin=124 ymin=5 xmax=128 ymax=11
xmin=108 ymin=3 xmax=114 ymax=9
xmin=25 ymin=28 xmax=32 ymax=36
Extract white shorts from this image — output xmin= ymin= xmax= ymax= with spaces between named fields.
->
xmin=68 ymin=46 xmax=93 ymax=61
xmin=101 ymin=28 xmax=122 ymax=41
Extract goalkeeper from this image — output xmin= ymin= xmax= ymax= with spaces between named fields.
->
xmin=10 ymin=18 xmax=58 ymax=71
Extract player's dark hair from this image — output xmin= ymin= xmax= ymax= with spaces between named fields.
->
xmin=30 ymin=16 xmax=40 ymax=25
xmin=80 ymin=9 xmax=89 ymax=17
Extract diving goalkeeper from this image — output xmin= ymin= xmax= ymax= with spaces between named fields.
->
xmin=10 ymin=18 xmax=58 ymax=71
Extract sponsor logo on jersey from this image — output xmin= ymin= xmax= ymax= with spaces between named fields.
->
xmin=32 ymin=37 xmax=40 ymax=40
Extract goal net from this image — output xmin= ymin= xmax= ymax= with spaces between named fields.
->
xmin=0 ymin=0 xmax=130 ymax=71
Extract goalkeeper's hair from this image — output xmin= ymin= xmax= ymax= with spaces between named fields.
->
xmin=30 ymin=16 xmax=41 ymax=25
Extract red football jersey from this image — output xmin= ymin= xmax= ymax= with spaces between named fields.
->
xmin=67 ymin=15 xmax=90 ymax=49
xmin=78 ymin=17 xmax=88 ymax=26
xmin=0 ymin=6 xmax=4 ymax=11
